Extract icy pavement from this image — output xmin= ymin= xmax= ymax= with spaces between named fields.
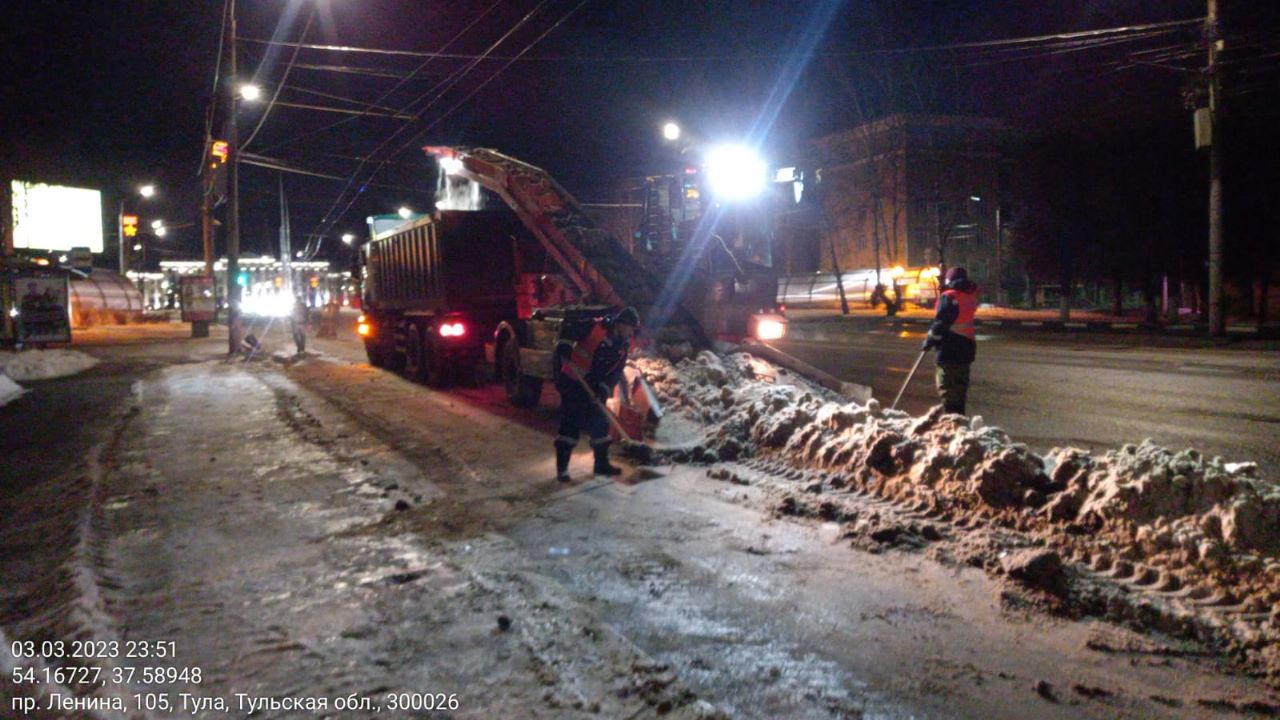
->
xmin=1 ymin=355 xmax=719 ymax=719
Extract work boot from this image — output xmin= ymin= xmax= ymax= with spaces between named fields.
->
xmin=592 ymin=441 xmax=622 ymax=476
xmin=554 ymin=440 xmax=574 ymax=482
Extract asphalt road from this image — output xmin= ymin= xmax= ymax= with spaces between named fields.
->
xmin=776 ymin=328 xmax=1280 ymax=479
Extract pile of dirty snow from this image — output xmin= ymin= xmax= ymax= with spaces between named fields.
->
xmin=0 ymin=348 xmax=98 ymax=381
xmin=635 ymin=350 xmax=1280 ymax=677
xmin=0 ymin=373 xmax=25 ymax=407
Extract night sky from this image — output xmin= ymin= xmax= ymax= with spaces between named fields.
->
xmin=1 ymin=0 xmax=1275 ymax=266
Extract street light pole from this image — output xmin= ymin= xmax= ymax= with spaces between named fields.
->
xmin=226 ymin=0 xmax=243 ymax=353
xmin=117 ymin=199 xmax=126 ymax=274
xmin=994 ymin=202 xmax=1004 ymax=306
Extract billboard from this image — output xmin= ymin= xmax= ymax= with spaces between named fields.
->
xmin=10 ymin=180 xmax=104 ymax=253
xmin=180 ymin=275 xmax=216 ymax=322
xmin=7 ymin=275 xmax=72 ymax=344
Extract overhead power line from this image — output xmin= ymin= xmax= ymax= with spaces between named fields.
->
xmin=301 ymin=0 xmax=559 ymax=259
xmin=238 ymin=17 xmax=1205 ymax=63
xmin=242 ymin=9 xmax=315 ymax=151
xmin=269 ymin=100 xmax=415 ymax=120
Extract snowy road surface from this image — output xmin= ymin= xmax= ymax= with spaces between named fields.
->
xmin=1 ymin=322 xmax=1275 ymax=718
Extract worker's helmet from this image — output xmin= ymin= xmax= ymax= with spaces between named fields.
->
xmin=944 ymin=266 xmax=968 ymax=287
xmin=613 ymin=306 xmax=641 ymax=328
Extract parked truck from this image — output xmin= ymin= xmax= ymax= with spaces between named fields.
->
xmin=357 ymin=146 xmax=787 ymax=409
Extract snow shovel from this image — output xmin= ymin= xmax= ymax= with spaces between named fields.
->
xmin=891 ymin=350 xmax=928 ymax=411
xmin=564 ymin=365 xmax=653 ymax=462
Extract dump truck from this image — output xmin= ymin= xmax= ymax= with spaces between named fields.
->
xmin=357 ymin=146 xmax=788 ymax=408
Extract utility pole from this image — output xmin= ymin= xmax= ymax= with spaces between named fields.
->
xmin=994 ymin=202 xmax=1004 ymax=306
xmin=226 ymin=0 xmax=243 ymax=353
xmin=1206 ymin=0 xmax=1225 ymax=336
xmin=194 ymin=169 xmax=213 ymax=339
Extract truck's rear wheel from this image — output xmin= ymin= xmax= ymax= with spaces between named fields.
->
xmin=364 ymin=341 xmax=386 ymax=368
xmin=404 ymin=325 xmax=428 ymax=383
xmin=501 ymin=339 xmax=541 ymax=408
xmin=385 ymin=338 xmax=406 ymax=372
xmin=423 ymin=336 xmax=449 ymax=388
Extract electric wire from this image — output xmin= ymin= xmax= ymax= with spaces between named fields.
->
xmin=239 ymin=17 xmax=1205 ymax=63
xmin=198 ymin=0 xmax=231 ymax=176
xmin=299 ymin=0 xmax=559 ymax=258
xmin=302 ymin=0 xmax=587 ymax=259
xmin=257 ymin=0 xmax=503 ymax=156
xmin=241 ymin=9 xmax=315 ymax=152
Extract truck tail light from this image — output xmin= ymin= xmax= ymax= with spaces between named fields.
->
xmin=439 ymin=321 xmax=466 ymax=338
xmin=357 ymin=315 xmax=372 ymax=337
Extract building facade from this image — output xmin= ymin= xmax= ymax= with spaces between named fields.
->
xmin=795 ymin=114 xmax=1017 ymax=296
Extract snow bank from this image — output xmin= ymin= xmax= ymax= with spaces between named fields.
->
xmin=0 ymin=374 xmax=26 ymax=407
xmin=637 ymin=351 xmax=1280 ymax=674
xmin=0 ymin=349 xmax=98 ymax=381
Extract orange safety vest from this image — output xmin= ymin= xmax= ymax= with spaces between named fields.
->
xmin=942 ymin=288 xmax=978 ymax=340
xmin=561 ymin=321 xmax=609 ymax=379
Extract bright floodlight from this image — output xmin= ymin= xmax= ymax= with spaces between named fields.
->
xmin=398 ymin=206 xmax=412 ymax=219
xmin=155 ymin=226 xmax=167 ymax=237
xmin=150 ymin=219 xmax=164 ymax=229
xmin=438 ymin=156 xmax=463 ymax=176
xmin=662 ymin=122 xmax=681 ymax=141
xmin=133 ymin=243 xmax=143 ymax=251
xmin=341 ymin=233 xmax=356 ymax=244
xmin=138 ymin=184 xmax=156 ymax=198
xmin=240 ymin=84 xmax=262 ymax=101
xmin=704 ymin=144 xmax=767 ymax=202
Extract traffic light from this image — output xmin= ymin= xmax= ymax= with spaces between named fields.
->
xmin=309 ymin=276 xmax=319 ymax=289
xmin=204 ymin=139 xmax=229 ymax=199
xmin=122 ymin=214 xmax=139 ymax=238
xmin=236 ymin=272 xmax=249 ymax=287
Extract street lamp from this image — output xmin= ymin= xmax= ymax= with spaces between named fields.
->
xmin=662 ymin=122 xmax=681 ymax=141
xmin=341 ymin=233 xmax=355 ymax=244
xmin=118 ymin=185 xmax=156 ymax=274
xmin=398 ymin=206 xmax=413 ymax=220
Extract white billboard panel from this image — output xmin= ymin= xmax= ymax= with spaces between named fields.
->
xmin=10 ymin=180 xmax=104 ymax=253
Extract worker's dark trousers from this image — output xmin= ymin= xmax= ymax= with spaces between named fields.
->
xmin=555 ymin=380 xmax=610 ymax=473
xmin=935 ymin=362 xmax=971 ymax=415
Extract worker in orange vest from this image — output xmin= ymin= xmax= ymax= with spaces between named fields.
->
xmin=922 ymin=267 xmax=979 ymax=414
xmin=553 ymin=307 xmax=640 ymax=481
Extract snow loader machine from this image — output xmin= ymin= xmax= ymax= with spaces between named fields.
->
xmin=356 ymin=146 xmax=792 ymax=434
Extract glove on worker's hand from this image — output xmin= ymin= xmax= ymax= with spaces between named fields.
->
xmin=921 ymin=336 xmax=939 ymax=352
